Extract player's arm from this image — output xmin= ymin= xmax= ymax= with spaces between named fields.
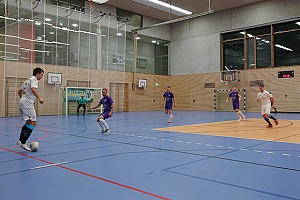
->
xmin=226 ymin=96 xmax=229 ymax=102
xmin=255 ymin=98 xmax=259 ymax=107
xmin=162 ymin=97 xmax=165 ymax=107
xmin=18 ymin=89 xmax=23 ymax=98
xmin=108 ymin=102 xmax=114 ymax=117
xmin=270 ymin=97 xmax=275 ymax=108
xmin=89 ymin=102 xmax=100 ymax=110
xmin=173 ymin=97 xmax=176 ymax=107
xmin=32 ymin=87 xmax=44 ymax=104
xmin=238 ymin=94 xmax=241 ymax=101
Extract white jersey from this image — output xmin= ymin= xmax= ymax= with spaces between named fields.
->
xmin=19 ymin=76 xmax=38 ymax=108
xmin=257 ymin=90 xmax=273 ymax=107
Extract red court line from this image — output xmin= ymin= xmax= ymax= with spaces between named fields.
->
xmin=0 ymin=146 xmax=171 ymax=200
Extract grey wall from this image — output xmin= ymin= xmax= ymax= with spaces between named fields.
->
xmin=170 ymin=0 xmax=300 ymax=75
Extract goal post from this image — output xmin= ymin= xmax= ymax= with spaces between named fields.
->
xmin=214 ymin=89 xmax=246 ymax=112
xmin=63 ymin=87 xmax=103 ymax=116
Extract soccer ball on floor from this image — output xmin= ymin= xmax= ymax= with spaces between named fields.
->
xmin=30 ymin=141 xmax=40 ymax=152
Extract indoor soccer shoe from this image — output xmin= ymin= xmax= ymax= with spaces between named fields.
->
xmin=104 ymin=128 xmax=110 ymax=134
xmin=274 ymin=119 xmax=278 ymax=125
xmin=17 ymin=140 xmax=31 ymax=151
xmin=266 ymin=124 xmax=273 ymax=128
xmin=98 ymin=130 xmax=105 ymax=133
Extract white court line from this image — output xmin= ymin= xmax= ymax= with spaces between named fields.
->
xmin=30 ymin=161 xmax=70 ymax=170
xmin=267 ymin=152 xmax=276 ymax=154
xmin=282 ymin=154 xmax=291 ymax=156
xmin=254 ymin=150 xmax=262 ymax=153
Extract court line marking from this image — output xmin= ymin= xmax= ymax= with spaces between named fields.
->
xmin=113 ymin=132 xmax=300 ymax=158
xmin=30 ymin=161 xmax=70 ymax=170
xmin=0 ymin=146 xmax=170 ymax=200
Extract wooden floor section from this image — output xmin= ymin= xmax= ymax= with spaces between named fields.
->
xmin=156 ymin=118 xmax=300 ymax=144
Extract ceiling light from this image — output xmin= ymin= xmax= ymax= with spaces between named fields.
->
xmin=152 ymin=40 xmax=156 ymax=43
xmin=91 ymin=0 xmax=109 ymax=4
xmin=275 ymin=44 xmax=293 ymax=51
xmin=135 ymin=37 xmax=140 ymax=40
xmin=133 ymin=0 xmax=192 ymax=15
xmin=117 ymin=33 xmax=122 ymax=36
xmin=45 ymin=18 xmax=51 ymax=22
xmin=35 ymin=21 xmax=41 ymax=25
xmin=72 ymin=23 xmax=79 ymax=27
xmin=50 ymin=32 xmax=55 ymax=35
xmin=296 ymin=22 xmax=300 ymax=26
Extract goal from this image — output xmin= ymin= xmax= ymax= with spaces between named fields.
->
xmin=63 ymin=87 xmax=103 ymax=116
xmin=214 ymin=89 xmax=246 ymax=112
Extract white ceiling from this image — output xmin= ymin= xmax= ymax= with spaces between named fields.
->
xmin=105 ymin=0 xmax=266 ymax=21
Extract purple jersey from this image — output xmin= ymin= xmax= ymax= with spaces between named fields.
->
xmin=229 ymin=91 xmax=240 ymax=109
xmin=163 ymin=92 xmax=174 ymax=107
xmin=100 ymin=96 xmax=113 ymax=113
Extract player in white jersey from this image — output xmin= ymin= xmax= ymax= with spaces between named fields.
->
xmin=255 ymin=84 xmax=278 ymax=128
xmin=17 ymin=67 xmax=44 ymax=151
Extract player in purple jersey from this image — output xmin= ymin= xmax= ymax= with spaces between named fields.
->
xmin=226 ymin=87 xmax=245 ymax=121
xmin=162 ymin=86 xmax=176 ymax=123
xmin=89 ymin=88 xmax=114 ymax=134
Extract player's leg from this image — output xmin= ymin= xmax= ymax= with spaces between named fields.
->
xmin=168 ymin=109 xmax=173 ymax=123
xmin=97 ymin=114 xmax=105 ymax=133
xmin=77 ymin=104 xmax=81 ymax=115
xmin=238 ymin=109 xmax=245 ymax=120
xmin=234 ymin=109 xmax=242 ymax=121
xmin=269 ymin=114 xmax=278 ymax=125
xmin=98 ymin=113 xmax=110 ymax=133
xmin=262 ymin=107 xmax=273 ymax=128
xmin=82 ymin=105 xmax=86 ymax=116
xmin=17 ymin=107 xmax=36 ymax=151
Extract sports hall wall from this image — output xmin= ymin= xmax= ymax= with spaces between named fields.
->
xmin=170 ymin=0 xmax=300 ymax=75
xmin=1 ymin=61 xmax=300 ymax=117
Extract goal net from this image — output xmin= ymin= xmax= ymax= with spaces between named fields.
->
xmin=214 ymin=89 xmax=246 ymax=112
xmin=63 ymin=87 xmax=103 ymax=116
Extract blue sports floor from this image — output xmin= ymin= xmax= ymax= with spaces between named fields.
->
xmin=1 ymin=111 xmax=300 ymax=200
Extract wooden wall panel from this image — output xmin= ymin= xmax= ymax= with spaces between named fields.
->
xmin=1 ymin=60 xmax=300 ymax=117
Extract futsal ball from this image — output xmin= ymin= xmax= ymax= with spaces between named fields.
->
xmin=30 ymin=141 xmax=39 ymax=152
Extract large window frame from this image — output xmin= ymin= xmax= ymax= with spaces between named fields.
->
xmin=221 ymin=20 xmax=300 ymax=71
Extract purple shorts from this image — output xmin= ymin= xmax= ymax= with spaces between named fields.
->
xmin=165 ymin=104 xmax=173 ymax=110
xmin=232 ymin=102 xmax=240 ymax=110
xmin=100 ymin=112 xmax=110 ymax=120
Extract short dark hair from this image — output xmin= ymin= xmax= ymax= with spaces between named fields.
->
xmin=33 ymin=67 xmax=44 ymax=76
xmin=259 ymin=84 xmax=264 ymax=87
xmin=102 ymin=88 xmax=108 ymax=92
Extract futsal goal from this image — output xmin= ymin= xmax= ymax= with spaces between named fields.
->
xmin=63 ymin=87 xmax=103 ymax=116
xmin=214 ymin=89 xmax=246 ymax=112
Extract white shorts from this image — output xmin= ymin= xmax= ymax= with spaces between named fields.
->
xmin=19 ymin=107 xmax=36 ymax=122
xmin=261 ymin=106 xmax=271 ymax=116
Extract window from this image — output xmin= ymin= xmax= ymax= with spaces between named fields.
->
xmin=223 ymin=40 xmax=244 ymax=70
xmin=222 ymin=22 xmax=300 ymax=69
xmin=274 ymin=30 xmax=300 ymax=67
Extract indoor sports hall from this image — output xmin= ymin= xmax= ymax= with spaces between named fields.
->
xmin=1 ymin=0 xmax=300 ymax=200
